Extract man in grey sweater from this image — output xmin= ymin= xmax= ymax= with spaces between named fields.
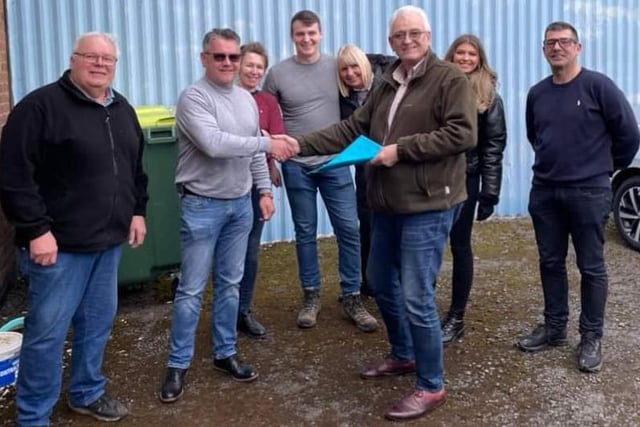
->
xmin=263 ymin=10 xmax=377 ymax=332
xmin=159 ymin=28 xmax=297 ymax=404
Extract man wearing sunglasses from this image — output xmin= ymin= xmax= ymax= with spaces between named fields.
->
xmin=519 ymin=21 xmax=639 ymax=373
xmin=159 ymin=28 xmax=298 ymax=403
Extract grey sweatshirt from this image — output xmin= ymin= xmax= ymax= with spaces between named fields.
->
xmin=263 ymin=55 xmax=339 ymax=167
xmin=174 ymin=77 xmax=271 ymax=198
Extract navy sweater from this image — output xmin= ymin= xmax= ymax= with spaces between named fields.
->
xmin=525 ymin=68 xmax=639 ymax=187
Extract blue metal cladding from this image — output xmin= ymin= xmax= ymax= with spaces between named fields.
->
xmin=6 ymin=0 xmax=640 ymax=243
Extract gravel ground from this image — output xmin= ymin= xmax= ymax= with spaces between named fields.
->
xmin=1 ymin=217 xmax=639 ymax=426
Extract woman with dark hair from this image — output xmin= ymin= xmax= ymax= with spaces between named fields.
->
xmin=440 ymin=34 xmax=507 ymax=344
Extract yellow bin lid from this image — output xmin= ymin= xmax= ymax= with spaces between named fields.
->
xmin=134 ymin=105 xmax=175 ymax=128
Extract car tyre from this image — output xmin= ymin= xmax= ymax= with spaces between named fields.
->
xmin=613 ymin=175 xmax=640 ymax=251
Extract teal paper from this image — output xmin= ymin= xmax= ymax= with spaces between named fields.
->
xmin=309 ymin=135 xmax=382 ymax=174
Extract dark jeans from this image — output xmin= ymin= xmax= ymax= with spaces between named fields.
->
xmin=448 ymin=173 xmax=480 ymax=316
xmin=355 ymin=165 xmax=370 ymax=287
xmin=357 ymin=206 xmax=371 ymax=287
xmin=528 ymin=185 xmax=612 ymax=337
xmin=239 ymin=187 xmax=265 ymax=315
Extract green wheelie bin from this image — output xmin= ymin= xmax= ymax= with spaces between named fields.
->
xmin=117 ymin=106 xmax=181 ymax=285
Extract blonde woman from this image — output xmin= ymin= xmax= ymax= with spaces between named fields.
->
xmin=441 ymin=34 xmax=507 ymax=343
xmin=337 ymin=44 xmax=394 ymax=298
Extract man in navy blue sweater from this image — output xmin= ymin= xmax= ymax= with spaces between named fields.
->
xmin=518 ymin=21 xmax=639 ymax=373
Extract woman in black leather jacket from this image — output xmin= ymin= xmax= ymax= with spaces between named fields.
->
xmin=337 ymin=44 xmax=394 ymax=296
xmin=440 ymin=34 xmax=507 ymax=343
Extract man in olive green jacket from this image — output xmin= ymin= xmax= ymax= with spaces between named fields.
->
xmin=278 ymin=5 xmax=476 ymax=422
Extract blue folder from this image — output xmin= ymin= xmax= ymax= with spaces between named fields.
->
xmin=309 ymin=135 xmax=382 ymax=174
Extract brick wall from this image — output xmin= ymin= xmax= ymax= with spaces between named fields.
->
xmin=0 ymin=0 xmax=17 ymax=301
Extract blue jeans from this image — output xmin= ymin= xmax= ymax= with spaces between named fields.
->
xmin=367 ymin=206 xmax=460 ymax=392
xmin=16 ymin=245 xmax=122 ymax=427
xmin=281 ymin=161 xmax=360 ymax=295
xmin=528 ymin=185 xmax=611 ymax=337
xmin=168 ymin=193 xmax=252 ymax=368
xmin=239 ymin=187 xmax=265 ymax=315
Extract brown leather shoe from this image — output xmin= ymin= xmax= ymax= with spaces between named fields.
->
xmin=360 ymin=355 xmax=416 ymax=379
xmin=385 ymin=387 xmax=446 ymax=421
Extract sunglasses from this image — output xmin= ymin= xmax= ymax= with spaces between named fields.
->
xmin=204 ymin=52 xmax=241 ymax=63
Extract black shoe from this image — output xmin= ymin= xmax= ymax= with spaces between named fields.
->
xmin=68 ymin=393 xmax=129 ymax=422
xmin=159 ymin=367 xmax=187 ymax=403
xmin=213 ymin=354 xmax=259 ymax=382
xmin=577 ymin=332 xmax=602 ymax=373
xmin=517 ymin=324 xmax=567 ymax=352
xmin=441 ymin=313 xmax=464 ymax=345
xmin=238 ymin=312 xmax=266 ymax=338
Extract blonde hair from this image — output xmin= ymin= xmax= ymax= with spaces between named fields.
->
xmin=336 ymin=44 xmax=373 ymax=98
xmin=444 ymin=34 xmax=497 ymax=113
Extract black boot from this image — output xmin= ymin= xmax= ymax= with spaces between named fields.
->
xmin=441 ymin=312 xmax=464 ymax=344
xmin=238 ymin=312 xmax=267 ymax=338
xmin=159 ymin=367 xmax=187 ymax=403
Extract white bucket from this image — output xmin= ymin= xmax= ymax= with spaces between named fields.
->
xmin=0 ymin=331 xmax=22 ymax=388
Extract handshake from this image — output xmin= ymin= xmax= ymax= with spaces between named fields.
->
xmin=268 ymin=134 xmax=300 ymax=162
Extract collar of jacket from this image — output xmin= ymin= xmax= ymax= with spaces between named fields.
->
xmin=58 ymin=69 xmax=122 ymax=105
xmin=380 ymin=50 xmax=437 ymax=88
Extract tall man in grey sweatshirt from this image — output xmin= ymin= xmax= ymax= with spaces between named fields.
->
xmin=263 ymin=10 xmax=378 ymax=332
xmin=159 ymin=28 xmax=297 ymax=404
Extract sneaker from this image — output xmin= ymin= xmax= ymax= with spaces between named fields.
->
xmin=517 ymin=323 xmax=567 ymax=352
xmin=68 ymin=393 xmax=129 ymax=422
xmin=297 ymin=289 xmax=321 ymax=328
xmin=577 ymin=332 xmax=602 ymax=373
xmin=441 ymin=312 xmax=464 ymax=344
xmin=342 ymin=293 xmax=378 ymax=332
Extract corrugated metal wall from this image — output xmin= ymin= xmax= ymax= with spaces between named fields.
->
xmin=6 ymin=0 xmax=640 ymax=243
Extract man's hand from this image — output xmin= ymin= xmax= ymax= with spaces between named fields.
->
xmin=29 ymin=231 xmax=58 ymax=266
xmin=259 ymin=193 xmax=275 ymax=221
xmin=128 ymin=215 xmax=146 ymax=248
xmin=371 ymin=144 xmax=399 ymax=167
xmin=270 ymin=134 xmax=300 ymax=162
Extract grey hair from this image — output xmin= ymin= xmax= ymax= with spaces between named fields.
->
xmin=72 ymin=32 xmax=120 ymax=58
xmin=388 ymin=5 xmax=432 ymax=35
xmin=202 ymin=28 xmax=241 ymax=51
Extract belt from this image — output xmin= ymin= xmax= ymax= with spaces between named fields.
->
xmin=178 ymin=184 xmax=204 ymax=197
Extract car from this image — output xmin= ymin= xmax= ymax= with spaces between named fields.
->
xmin=612 ymin=151 xmax=640 ymax=251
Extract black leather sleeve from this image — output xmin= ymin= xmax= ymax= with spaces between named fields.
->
xmin=478 ymin=94 xmax=507 ymax=205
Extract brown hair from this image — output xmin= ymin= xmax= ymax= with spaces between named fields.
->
xmin=240 ymin=42 xmax=269 ymax=69
xmin=444 ymin=34 xmax=497 ymax=113
xmin=290 ymin=10 xmax=321 ymax=35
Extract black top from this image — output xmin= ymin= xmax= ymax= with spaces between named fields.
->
xmin=0 ymin=70 xmax=148 ymax=251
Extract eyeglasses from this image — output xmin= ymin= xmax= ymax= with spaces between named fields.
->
xmin=390 ymin=30 xmax=427 ymax=42
xmin=73 ymin=52 xmax=117 ymax=66
xmin=542 ymin=38 xmax=577 ymax=49
xmin=204 ymin=52 xmax=241 ymax=63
